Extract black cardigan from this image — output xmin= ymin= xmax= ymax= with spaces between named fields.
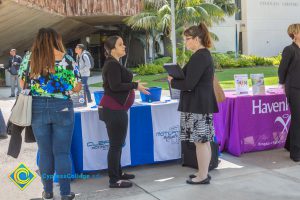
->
xmin=171 ymin=48 xmax=218 ymax=114
xmin=102 ymin=57 xmax=138 ymax=105
xmin=278 ymin=42 xmax=300 ymax=89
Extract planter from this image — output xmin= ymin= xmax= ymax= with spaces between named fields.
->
xmin=0 ymin=79 xmax=5 ymax=87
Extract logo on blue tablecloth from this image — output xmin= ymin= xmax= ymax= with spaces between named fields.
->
xmin=87 ymin=140 xmax=110 ymax=150
xmin=87 ymin=140 xmax=126 ymax=150
xmin=156 ymin=125 xmax=180 ymax=144
xmin=9 ymin=163 xmax=36 ymax=190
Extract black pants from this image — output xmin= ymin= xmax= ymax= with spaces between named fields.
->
xmin=285 ymin=87 xmax=300 ymax=159
xmin=103 ymin=108 xmax=128 ymax=184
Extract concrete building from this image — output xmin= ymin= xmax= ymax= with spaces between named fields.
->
xmin=0 ymin=0 xmax=145 ymax=85
xmin=213 ymin=0 xmax=300 ymax=57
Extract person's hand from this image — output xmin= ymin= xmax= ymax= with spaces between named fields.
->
xmin=279 ymin=84 xmax=285 ymax=94
xmin=167 ymin=75 xmax=173 ymax=83
xmin=136 ymin=80 xmax=150 ymax=95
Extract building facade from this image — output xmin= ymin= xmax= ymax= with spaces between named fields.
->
xmin=213 ymin=0 xmax=300 ymax=57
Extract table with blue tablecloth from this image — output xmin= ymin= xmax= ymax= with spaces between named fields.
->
xmin=71 ymin=100 xmax=181 ymax=173
xmin=68 ymin=88 xmax=292 ymax=173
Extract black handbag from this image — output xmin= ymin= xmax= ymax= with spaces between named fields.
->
xmin=181 ymin=141 xmax=220 ymax=171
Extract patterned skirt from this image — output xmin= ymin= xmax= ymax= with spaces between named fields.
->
xmin=180 ymin=112 xmax=215 ymax=143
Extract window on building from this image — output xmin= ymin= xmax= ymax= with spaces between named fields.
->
xmin=235 ymin=0 xmax=242 ymax=20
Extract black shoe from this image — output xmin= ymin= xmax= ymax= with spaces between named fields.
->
xmin=42 ymin=191 xmax=53 ymax=200
xmin=186 ymin=176 xmax=210 ymax=185
xmin=61 ymin=192 xmax=75 ymax=200
xmin=121 ymin=173 xmax=135 ymax=180
xmin=9 ymin=95 xmax=15 ymax=98
xmin=109 ymin=180 xmax=133 ymax=188
xmin=189 ymin=174 xmax=211 ymax=180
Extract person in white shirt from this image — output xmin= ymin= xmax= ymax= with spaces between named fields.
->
xmin=75 ymin=44 xmax=92 ymax=103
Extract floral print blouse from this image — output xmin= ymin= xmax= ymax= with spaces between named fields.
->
xmin=18 ymin=53 xmax=81 ymax=99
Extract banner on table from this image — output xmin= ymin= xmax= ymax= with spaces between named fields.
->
xmin=151 ymin=103 xmax=181 ymax=161
xmin=81 ymin=110 xmax=131 ymax=171
xmin=230 ymin=94 xmax=290 ymax=155
xmin=250 ymin=74 xmax=265 ymax=95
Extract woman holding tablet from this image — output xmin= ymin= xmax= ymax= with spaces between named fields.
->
xmin=168 ymin=23 xmax=218 ymax=185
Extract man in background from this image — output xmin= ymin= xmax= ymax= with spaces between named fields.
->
xmin=75 ymin=44 xmax=92 ymax=103
xmin=6 ymin=49 xmax=22 ymax=97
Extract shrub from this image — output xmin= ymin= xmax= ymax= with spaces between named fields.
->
xmin=212 ymin=53 xmax=239 ymax=68
xmin=237 ymin=57 xmax=255 ymax=67
xmin=153 ymin=57 xmax=172 ymax=66
xmin=270 ymin=53 xmax=282 ymax=65
xmin=135 ymin=63 xmax=165 ymax=75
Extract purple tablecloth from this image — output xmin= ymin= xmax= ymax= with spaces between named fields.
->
xmin=213 ymin=89 xmax=290 ymax=156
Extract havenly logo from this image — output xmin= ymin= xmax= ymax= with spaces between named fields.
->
xmin=156 ymin=125 xmax=180 ymax=144
xmin=252 ymin=98 xmax=289 ymax=114
xmin=274 ymin=114 xmax=291 ymax=133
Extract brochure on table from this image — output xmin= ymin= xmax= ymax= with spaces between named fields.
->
xmin=250 ymin=73 xmax=265 ymax=95
xmin=234 ymin=74 xmax=249 ymax=95
xmin=71 ymin=86 xmax=87 ymax=108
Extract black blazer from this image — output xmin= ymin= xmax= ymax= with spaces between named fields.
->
xmin=102 ymin=57 xmax=138 ymax=105
xmin=171 ymin=48 xmax=218 ymax=114
xmin=278 ymin=42 xmax=300 ymax=89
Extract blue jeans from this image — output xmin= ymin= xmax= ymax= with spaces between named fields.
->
xmin=31 ymin=96 xmax=74 ymax=196
xmin=81 ymin=76 xmax=92 ymax=102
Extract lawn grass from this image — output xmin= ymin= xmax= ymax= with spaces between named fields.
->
xmin=90 ymin=66 xmax=279 ymax=89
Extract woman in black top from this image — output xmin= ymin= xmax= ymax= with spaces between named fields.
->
xmin=278 ymin=23 xmax=300 ymax=162
xmin=101 ymin=36 xmax=149 ymax=188
xmin=168 ymin=23 xmax=218 ymax=184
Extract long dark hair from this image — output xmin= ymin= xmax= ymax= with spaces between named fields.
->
xmin=104 ymin=36 xmax=120 ymax=57
xmin=30 ymin=28 xmax=65 ymax=77
xmin=184 ymin=22 xmax=212 ymax=48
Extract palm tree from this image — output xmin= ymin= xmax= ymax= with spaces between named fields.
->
xmin=125 ymin=0 xmax=237 ymax=64
xmin=213 ymin=0 xmax=238 ymax=17
xmin=126 ymin=0 xmax=226 ymax=33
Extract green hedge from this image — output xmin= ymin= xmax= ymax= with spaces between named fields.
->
xmin=134 ymin=63 xmax=165 ymax=76
xmin=134 ymin=57 xmax=171 ymax=76
xmin=133 ymin=53 xmax=282 ymax=75
xmin=212 ymin=53 xmax=281 ymax=69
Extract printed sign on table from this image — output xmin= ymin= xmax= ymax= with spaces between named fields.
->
xmin=251 ymin=74 xmax=265 ymax=95
xmin=71 ymin=86 xmax=87 ymax=108
xmin=234 ymin=74 xmax=249 ymax=95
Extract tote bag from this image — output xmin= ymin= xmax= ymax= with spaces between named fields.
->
xmin=213 ymin=76 xmax=226 ymax=103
